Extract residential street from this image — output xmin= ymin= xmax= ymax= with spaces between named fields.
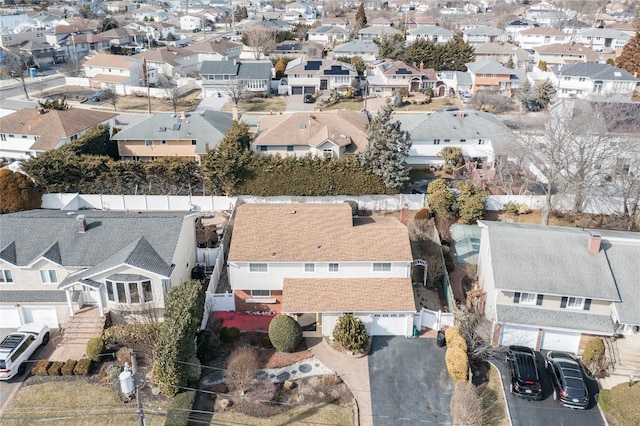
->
xmin=368 ymin=337 xmax=453 ymax=425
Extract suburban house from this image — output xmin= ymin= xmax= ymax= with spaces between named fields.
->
xmin=406 ymin=26 xmax=454 ymax=44
xmin=575 ymin=28 xmax=630 ymax=52
xmin=308 ymin=26 xmax=350 ymax=45
xmin=477 ymin=221 xmax=640 ymax=353
xmin=0 ymin=108 xmax=116 ymax=163
xmin=83 ymin=53 xmax=146 ymax=89
xmin=110 ymin=110 xmax=233 ymax=162
xmin=226 ymin=203 xmax=417 ymax=337
xmin=367 ymin=60 xmax=438 ymax=94
xmin=462 ymin=25 xmax=508 ymax=45
xmin=439 ymin=70 xmax=473 ymax=95
xmin=284 ymin=57 xmax=358 ymax=95
xmin=533 ymin=43 xmax=600 ymax=67
xmin=13 ymin=41 xmax=56 ymax=67
xmin=251 ymin=111 xmax=368 ymax=158
xmin=44 ymin=24 xmax=93 ymax=63
xmin=0 ymin=210 xmax=199 ymax=328
xmin=0 ymin=30 xmax=47 ymax=49
xmin=199 ymin=60 xmax=272 ymax=97
xmin=180 ymin=15 xmax=203 ymax=31
xmin=515 ymin=27 xmax=569 ymax=50
xmin=130 ymin=6 xmax=170 ymax=23
xmin=99 ymin=27 xmax=146 ymax=49
xmin=133 ymin=46 xmax=199 ymax=78
xmin=358 ymin=25 xmax=402 ymax=41
xmin=398 ymin=110 xmax=516 ymax=168
xmin=504 ymin=19 xmax=539 ymax=40
xmin=332 ymin=40 xmax=379 ymax=62
xmin=473 ymin=42 xmax=531 ymax=70
xmin=550 ymin=62 xmax=639 ymax=99
xmin=270 ymin=41 xmax=323 ymax=59
xmin=126 ymin=21 xmax=176 ymax=43
xmin=466 ymin=60 xmax=526 ymax=93
xmin=320 ymin=17 xmax=349 ymax=30
xmin=189 ymin=39 xmax=242 ymax=62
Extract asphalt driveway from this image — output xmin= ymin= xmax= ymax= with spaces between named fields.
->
xmin=497 ymin=351 xmax=605 ymax=426
xmin=285 ymin=94 xmax=316 ymax=112
xmin=368 ymin=337 xmax=453 ymax=425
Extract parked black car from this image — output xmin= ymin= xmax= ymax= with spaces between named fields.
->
xmin=525 ymin=100 xmax=541 ymax=111
xmin=506 ymin=345 xmax=543 ymax=400
xmin=303 ymin=94 xmax=315 ymax=103
xmin=546 ymin=351 xmax=590 ymax=409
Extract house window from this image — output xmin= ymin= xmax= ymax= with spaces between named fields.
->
xmin=39 ymin=269 xmax=58 ymax=284
xmin=106 ymin=279 xmax=153 ymax=304
xmin=566 ymin=297 xmax=584 ymax=309
xmin=518 ymin=292 xmax=536 ymax=304
xmin=304 ymin=263 xmax=315 ymax=272
xmin=191 ymin=140 xmax=197 ymax=145
xmin=0 ymin=269 xmax=13 ymax=283
xmin=0 ymin=134 xmax=5 ymax=141
xmin=460 ymin=139 xmax=466 ymax=143
xmin=249 ymin=263 xmax=268 ymax=272
xmin=372 ymin=262 xmax=391 ymax=272
xmin=434 ymin=139 xmax=440 ymax=145
xmin=444 ymin=139 xmax=450 ymax=143
xmin=564 ymin=76 xmax=571 ymax=81
xmin=478 ymin=139 xmax=483 ymax=145
xmin=250 ymin=290 xmax=271 ymax=297
xmin=161 ymin=140 xmax=167 ymax=145
xmin=145 ymin=140 xmax=153 ymax=147
xmin=287 ymin=145 xmax=294 ymax=152
xmin=578 ymin=77 xmax=585 ymax=82
xmin=323 ymin=149 xmax=333 ymax=158
xmin=328 ymin=263 xmax=339 ymax=272
xmin=260 ymin=146 xmax=268 ymax=152
xmin=107 ymin=282 xmax=115 ymax=301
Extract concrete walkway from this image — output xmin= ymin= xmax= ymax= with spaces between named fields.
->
xmin=306 ymin=337 xmax=373 ymax=426
xmin=49 ymin=306 xmax=107 ymax=362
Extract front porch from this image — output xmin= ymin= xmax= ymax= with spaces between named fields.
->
xmin=49 ymin=306 xmax=109 ymax=362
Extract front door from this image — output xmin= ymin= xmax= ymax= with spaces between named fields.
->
xmin=320 ymin=79 xmax=328 ymax=90
xmin=83 ymin=287 xmax=101 ymax=304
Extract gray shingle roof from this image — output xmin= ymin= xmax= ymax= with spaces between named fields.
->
xmin=409 ymin=26 xmax=454 ymax=36
xmin=199 ymin=60 xmax=272 ymax=81
xmin=497 ymin=305 xmax=615 ymax=334
xmin=554 ymin=63 xmax=638 ymax=82
xmin=0 ymin=290 xmax=81 ymax=303
xmin=397 ymin=110 xmax=516 ymax=155
xmin=463 ymin=25 xmax=505 ymax=36
xmin=110 ymin=111 xmax=234 ymax=155
xmin=333 ymin=40 xmax=379 ymax=54
xmin=0 ymin=211 xmax=192 ymax=276
xmin=478 ymin=221 xmax=630 ymax=300
xmin=466 ymin=60 xmax=514 ymax=75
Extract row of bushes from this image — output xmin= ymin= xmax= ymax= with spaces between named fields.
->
xmin=32 ymin=359 xmax=92 ymax=376
xmin=444 ymin=327 xmax=469 ymax=383
xmin=164 ymin=391 xmax=197 ymax=426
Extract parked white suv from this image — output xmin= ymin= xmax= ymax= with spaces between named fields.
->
xmin=0 ymin=323 xmax=50 ymax=380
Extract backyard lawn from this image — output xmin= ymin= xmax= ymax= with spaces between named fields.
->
xmin=222 ymin=96 xmax=286 ymax=113
xmin=599 ymin=382 xmax=640 ymax=426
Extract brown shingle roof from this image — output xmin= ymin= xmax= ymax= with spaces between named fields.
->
xmin=254 ymin=111 xmax=369 ymax=153
xmin=282 ymin=278 xmax=416 ymax=312
xmin=228 ymin=203 xmax=413 ymax=262
xmin=534 ymin=43 xmax=599 ymax=62
xmin=84 ymin=53 xmax=141 ymax=69
xmin=0 ymin=108 xmax=116 ymax=151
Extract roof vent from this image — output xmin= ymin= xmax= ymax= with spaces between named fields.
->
xmin=316 ymin=245 xmax=321 ymax=250
xmin=66 ymin=211 xmax=76 ymax=216
xmin=290 ymin=210 xmax=296 ymax=214
xmin=299 ymin=124 xmax=306 ymax=129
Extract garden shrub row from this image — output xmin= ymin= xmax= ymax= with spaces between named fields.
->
xmin=103 ymin=323 xmax=162 ymax=347
xmin=164 ymin=391 xmax=197 ymax=426
xmin=32 ymin=359 xmax=92 ymax=376
xmin=444 ymin=327 xmax=469 ymax=383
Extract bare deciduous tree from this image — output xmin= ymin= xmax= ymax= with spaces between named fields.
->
xmin=222 ymin=80 xmax=246 ymax=107
xmin=164 ymin=86 xmax=182 ymax=113
xmin=102 ymin=87 xmax=119 ymax=111
xmin=226 ymin=345 xmax=259 ymax=395
xmin=243 ymin=27 xmax=276 ymax=60
xmin=450 ymin=382 xmax=482 ymax=426
xmin=1 ymin=48 xmax=34 ymax=100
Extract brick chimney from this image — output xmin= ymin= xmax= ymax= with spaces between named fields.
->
xmin=587 ymin=232 xmax=601 ymax=254
xmin=76 ymin=215 xmax=87 ymax=233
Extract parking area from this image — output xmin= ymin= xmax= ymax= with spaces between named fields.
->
xmin=285 ymin=94 xmax=317 ymax=112
xmin=497 ymin=351 xmax=605 ymax=426
xmin=368 ymin=336 xmax=453 ymax=425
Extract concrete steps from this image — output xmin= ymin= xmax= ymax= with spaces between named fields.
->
xmin=49 ymin=306 xmax=108 ymax=362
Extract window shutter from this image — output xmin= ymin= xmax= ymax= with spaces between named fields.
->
xmin=536 ymin=294 xmax=544 ymax=305
xmin=513 ymin=292 xmax=521 ymax=303
xmin=561 ymin=296 xmax=568 ymax=308
xmin=583 ymin=299 xmax=592 ymax=311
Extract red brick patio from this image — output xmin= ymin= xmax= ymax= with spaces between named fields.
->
xmin=212 ymin=311 xmax=275 ymax=332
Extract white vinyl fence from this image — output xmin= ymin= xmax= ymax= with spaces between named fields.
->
xmin=415 ymin=308 xmax=455 ymax=331
xmin=201 ymin=292 xmax=236 ymax=329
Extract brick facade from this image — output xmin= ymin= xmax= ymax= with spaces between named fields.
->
xmin=492 ymin=323 xmax=501 ymax=346
xmin=234 ymin=290 xmax=283 ymax=313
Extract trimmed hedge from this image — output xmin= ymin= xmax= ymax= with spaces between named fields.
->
xmin=196 ymin=330 xmax=222 ymax=363
xmin=73 ymin=358 xmax=92 ymax=376
xmin=164 ymin=391 xmax=197 ymax=426
xmin=445 ymin=347 xmax=469 ymax=382
xmin=268 ymin=315 xmax=303 ymax=353
xmin=86 ymin=337 xmax=106 ymax=362
xmin=61 ymin=359 xmax=77 ymax=376
xmin=47 ymin=361 xmax=64 ymax=376
xmin=449 ymin=335 xmax=468 ymax=353
xmin=32 ymin=360 xmax=51 ymax=376
xmin=444 ymin=326 xmax=461 ymax=346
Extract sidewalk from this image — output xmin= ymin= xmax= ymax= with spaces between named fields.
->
xmin=306 ymin=337 xmax=373 ymax=426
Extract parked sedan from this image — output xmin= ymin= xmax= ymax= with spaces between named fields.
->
xmin=546 ymin=351 xmax=590 ymax=409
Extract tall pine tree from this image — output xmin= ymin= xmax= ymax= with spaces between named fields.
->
xmin=361 ymin=98 xmax=411 ymax=189
xmin=615 ymin=31 xmax=640 ymax=76
xmin=405 ymin=38 xmax=437 ymax=69
xmin=355 ymin=3 xmax=367 ymax=29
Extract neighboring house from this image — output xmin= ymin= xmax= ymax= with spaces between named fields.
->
xmin=227 ymin=203 xmax=416 ymax=337
xmin=332 ymin=39 xmax=379 ymax=62
xmin=15 ymin=41 xmax=56 ymax=67
xmin=100 ymin=27 xmax=146 ymax=49
xmin=44 ymin=24 xmax=93 ymax=63
xmin=368 ymin=60 xmax=437 ymax=94
xmin=406 ymin=26 xmax=454 ymax=44
xmin=358 ymin=25 xmax=402 ymax=41
xmin=110 ymin=110 xmax=233 ymax=162
xmin=550 ymin=62 xmax=639 ymax=99
xmin=575 ymin=28 xmax=630 ymax=52
xmin=256 ymin=19 xmax=294 ymax=32
xmin=190 ymin=39 xmax=242 ymax=62
xmin=180 ymin=15 xmax=202 ymax=31
xmin=252 ymin=111 xmax=368 ymax=158
xmin=106 ymin=1 xmax=136 ymax=13
xmin=133 ymin=46 xmax=199 ymax=78
xmin=126 ymin=21 xmax=176 ymax=43
xmin=438 ymin=70 xmax=473 ymax=95
xmin=67 ymin=33 xmax=111 ymax=56
xmin=533 ymin=43 xmax=599 ymax=67
xmin=398 ymin=109 xmax=516 ymax=167
xmin=131 ymin=6 xmax=170 ymax=22
xmin=0 ymin=210 xmax=199 ymax=328
xmin=308 ymin=26 xmax=350 ymax=44
xmin=504 ymin=19 xmax=539 ymax=40
xmin=284 ymin=57 xmax=358 ymax=95
xmin=477 ymin=221 xmax=640 ymax=353
xmin=321 ymin=17 xmax=349 ymax=29
xmin=474 ymin=42 xmax=531 ymax=70
xmin=0 ymin=108 xmax=116 ymax=163
xmin=270 ymin=41 xmax=323 ymax=59
xmin=466 ymin=60 xmax=526 ymax=93
xmin=0 ymin=30 xmax=47 ymax=49
xmin=199 ymin=60 xmax=272 ymax=97
xmin=516 ymin=27 xmax=569 ymax=50
xmin=462 ymin=25 xmax=508 ymax=45
xmin=83 ymin=53 xmax=145 ymax=89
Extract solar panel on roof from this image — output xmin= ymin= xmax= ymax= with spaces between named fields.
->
xmin=396 ymin=68 xmax=412 ymax=74
xmin=304 ymin=60 xmax=322 ymax=70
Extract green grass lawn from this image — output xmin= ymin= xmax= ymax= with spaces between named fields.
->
xmin=481 ymin=364 xmax=509 ymax=426
xmin=0 ymin=382 xmax=170 ymax=426
xmin=599 ymin=382 xmax=640 ymax=426
xmin=209 ymin=403 xmax=354 ymax=425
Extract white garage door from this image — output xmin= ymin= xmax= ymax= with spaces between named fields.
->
xmin=500 ymin=325 xmax=539 ymax=348
xmin=540 ymin=330 xmax=581 ymax=353
xmin=0 ymin=306 xmax=21 ymax=328
xmin=372 ymin=314 xmax=408 ymax=336
xmin=22 ymin=306 xmax=59 ymax=328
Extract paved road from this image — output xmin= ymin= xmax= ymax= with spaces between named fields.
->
xmin=497 ymin=352 xmax=605 ymax=426
xmin=368 ymin=337 xmax=453 ymax=426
